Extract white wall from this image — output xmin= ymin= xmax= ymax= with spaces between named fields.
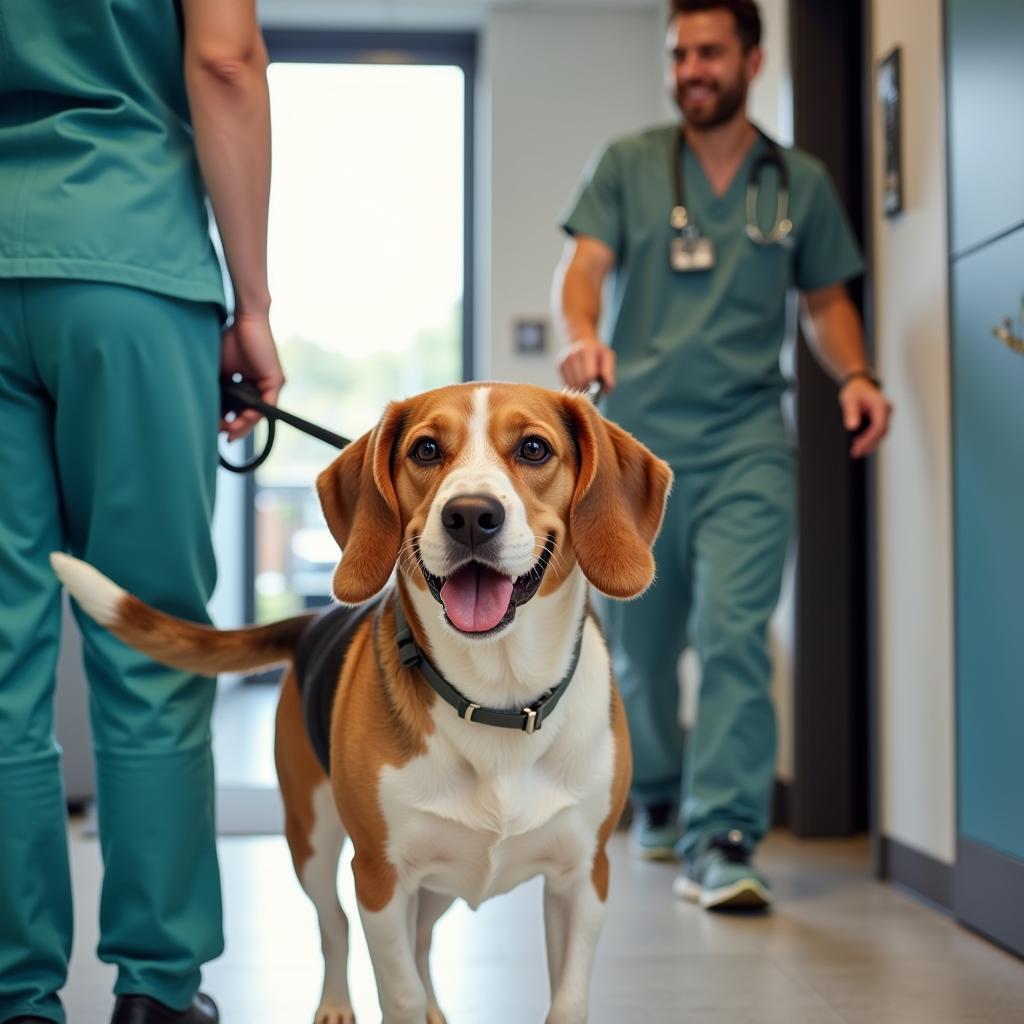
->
xmin=481 ymin=5 xmax=665 ymax=386
xmin=870 ymin=0 xmax=956 ymax=864
xmin=746 ymin=0 xmax=791 ymax=145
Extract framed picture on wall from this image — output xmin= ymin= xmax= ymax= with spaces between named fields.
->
xmin=878 ymin=46 xmax=903 ymax=217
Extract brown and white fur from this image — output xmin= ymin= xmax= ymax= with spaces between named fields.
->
xmin=52 ymin=382 xmax=672 ymax=1024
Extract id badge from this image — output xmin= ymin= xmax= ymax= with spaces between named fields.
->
xmin=669 ymin=232 xmax=716 ymax=272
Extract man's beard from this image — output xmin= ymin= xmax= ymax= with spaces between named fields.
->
xmin=677 ymin=74 xmax=747 ymax=130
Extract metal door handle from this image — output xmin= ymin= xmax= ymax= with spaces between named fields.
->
xmin=992 ymin=317 xmax=1024 ymax=354
xmin=992 ymin=296 xmax=1024 ymax=356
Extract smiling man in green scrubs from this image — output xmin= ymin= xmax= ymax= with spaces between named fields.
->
xmin=0 ymin=3 xmax=283 ymax=1022
xmin=555 ymin=0 xmax=892 ymax=910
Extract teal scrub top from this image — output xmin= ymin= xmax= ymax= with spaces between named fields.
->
xmin=0 ymin=0 xmax=225 ymax=309
xmin=561 ymin=124 xmax=863 ymax=469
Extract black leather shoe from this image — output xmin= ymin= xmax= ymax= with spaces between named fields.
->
xmin=110 ymin=993 xmax=218 ymax=1024
xmin=6 ymin=1017 xmax=58 ymax=1023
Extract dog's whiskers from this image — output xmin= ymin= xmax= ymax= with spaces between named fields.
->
xmin=395 ymin=542 xmax=422 ymax=578
xmin=532 ymin=534 xmax=567 ymax=575
xmin=395 ymin=536 xmax=425 ymax=579
xmin=397 ymin=550 xmax=421 ymax=578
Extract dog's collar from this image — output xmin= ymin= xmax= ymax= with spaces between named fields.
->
xmin=392 ymin=596 xmax=585 ymax=735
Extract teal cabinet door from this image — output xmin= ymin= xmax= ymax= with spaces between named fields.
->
xmin=952 ymin=225 xmax=1024 ymax=863
xmin=947 ymin=0 xmax=1024 ymax=256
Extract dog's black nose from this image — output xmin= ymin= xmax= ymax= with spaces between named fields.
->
xmin=441 ymin=494 xmax=505 ymax=550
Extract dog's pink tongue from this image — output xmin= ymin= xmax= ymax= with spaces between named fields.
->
xmin=440 ymin=564 xmax=514 ymax=632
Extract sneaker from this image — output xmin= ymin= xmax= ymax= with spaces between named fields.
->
xmin=628 ymin=801 xmax=681 ymax=860
xmin=673 ymin=830 xmax=773 ymax=910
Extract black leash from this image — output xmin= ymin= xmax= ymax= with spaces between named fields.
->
xmin=219 ymin=376 xmax=352 ymax=474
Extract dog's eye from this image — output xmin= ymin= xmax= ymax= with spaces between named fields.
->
xmin=411 ymin=438 xmax=442 ymax=465
xmin=519 ymin=437 xmax=551 ymax=464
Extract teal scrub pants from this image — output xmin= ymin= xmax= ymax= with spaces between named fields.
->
xmin=604 ymin=448 xmax=795 ymax=858
xmin=0 ymin=280 xmax=223 ymax=1023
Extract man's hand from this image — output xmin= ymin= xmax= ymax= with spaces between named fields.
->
xmin=556 ymin=338 xmax=617 ymax=394
xmin=219 ymin=312 xmax=285 ymax=442
xmin=839 ymin=378 xmax=892 ymax=459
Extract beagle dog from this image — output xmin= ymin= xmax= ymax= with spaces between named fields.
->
xmin=53 ymin=382 xmax=672 ymax=1024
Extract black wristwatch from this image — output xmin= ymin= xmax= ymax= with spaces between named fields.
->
xmin=839 ymin=368 xmax=882 ymax=390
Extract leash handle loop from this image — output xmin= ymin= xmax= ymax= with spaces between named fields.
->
xmin=219 ymin=416 xmax=276 ymax=474
xmin=217 ymin=377 xmax=352 ymax=475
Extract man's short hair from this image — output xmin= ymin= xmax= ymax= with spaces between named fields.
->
xmin=668 ymin=0 xmax=763 ymax=52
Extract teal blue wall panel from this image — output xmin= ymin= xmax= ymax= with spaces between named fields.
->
xmin=952 ymin=226 xmax=1024 ymax=860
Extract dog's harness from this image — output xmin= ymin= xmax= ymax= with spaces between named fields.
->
xmin=293 ymin=598 xmax=381 ymax=772
xmin=393 ymin=597 xmax=586 ymax=735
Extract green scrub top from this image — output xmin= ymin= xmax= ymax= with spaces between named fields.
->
xmin=561 ymin=124 xmax=863 ymax=469
xmin=0 ymin=0 xmax=226 ymax=310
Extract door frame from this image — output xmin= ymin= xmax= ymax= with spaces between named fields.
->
xmin=788 ymin=0 xmax=873 ymax=844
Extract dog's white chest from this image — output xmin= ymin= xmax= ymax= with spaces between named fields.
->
xmin=378 ymin=733 xmax=611 ymax=908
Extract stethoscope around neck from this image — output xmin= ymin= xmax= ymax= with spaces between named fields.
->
xmin=671 ymin=125 xmax=793 ymax=249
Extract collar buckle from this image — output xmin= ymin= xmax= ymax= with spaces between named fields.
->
xmin=522 ymin=706 xmax=538 ymax=735
xmin=397 ymin=635 xmax=421 ymax=668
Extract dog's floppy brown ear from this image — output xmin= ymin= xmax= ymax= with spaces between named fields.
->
xmin=563 ymin=393 xmax=673 ymax=599
xmin=316 ymin=401 xmax=406 ymax=604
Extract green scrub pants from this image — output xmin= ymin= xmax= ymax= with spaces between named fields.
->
xmin=604 ymin=448 xmax=795 ymax=858
xmin=0 ymin=280 xmax=223 ymax=1023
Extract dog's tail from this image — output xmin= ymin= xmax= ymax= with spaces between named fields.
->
xmin=50 ymin=552 xmax=313 ymax=676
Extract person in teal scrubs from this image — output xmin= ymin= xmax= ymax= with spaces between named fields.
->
xmin=0 ymin=3 xmax=284 ymax=1022
xmin=555 ymin=0 xmax=892 ymax=910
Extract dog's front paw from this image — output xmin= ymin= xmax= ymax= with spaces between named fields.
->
xmin=315 ymin=1004 xmax=355 ymax=1024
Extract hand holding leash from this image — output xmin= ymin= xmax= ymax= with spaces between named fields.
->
xmin=556 ymin=336 xmax=616 ymax=395
xmin=219 ymin=376 xmax=351 ymax=474
xmin=219 ymin=312 xmax=285 ymax=443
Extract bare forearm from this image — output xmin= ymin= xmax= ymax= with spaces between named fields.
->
xmin=186 ymin=50 xmax=272 ymax=315
xmin=803 ymin=286 xmax=892 ymax=457
xmin=802 ymin=291 xmax=870 ymax=382
xmin=553 ymin=240 xmax=618 ymax=390
xmin=557 ymin=263 xmax=603 ymax=345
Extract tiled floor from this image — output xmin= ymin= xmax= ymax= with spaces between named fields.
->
xmin=60 ymin=824 xmax=1024 ymax=1023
